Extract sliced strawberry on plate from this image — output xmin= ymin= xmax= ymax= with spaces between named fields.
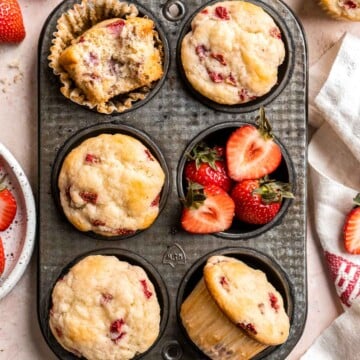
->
xmin=181 ymin=182 xmax=235 ymax=234
xmin=226 ymin=107 xmax=282 ymax=181
xmin=0 ymin=178 xmax=17 ymax=231
xmin=231 ymin=177 xmax=294 ymax=225
xmin=343 ymin=194 xmax=360 ymax=254
xmin=0 ymin=237 xmax=5 ymax=275
xmin=185 ymin=143 xmax=232 ymax=192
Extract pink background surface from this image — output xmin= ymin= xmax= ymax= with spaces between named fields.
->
xmin=1 ymin=0 xmax=360 ymax=358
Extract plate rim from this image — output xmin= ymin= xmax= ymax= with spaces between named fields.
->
xmin=0 ymin=142 xmax=36 ymax=300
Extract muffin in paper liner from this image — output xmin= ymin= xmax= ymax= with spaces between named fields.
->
xmin=318 ymin=0 xmax=360 ymax=21
xmin=180 ymin=278 xmax=268 ymax=360
xmin=48 ymin=0 xmax=165 ymax=114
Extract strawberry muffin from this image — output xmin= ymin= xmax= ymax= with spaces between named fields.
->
xmin=49 ymin=255 xmax=161 ymax=360
xmin=57 ymin=133 xmax=165 ymax=237
xmin=180 ymin=1 xmax=285 ymax=105
xmin=180 ymin=255 xmax=290 ymax=359
xmin=319 ymin=0 xmax=360 ymax=20
xmin=49 ymin=0 xmax=165 ymax=114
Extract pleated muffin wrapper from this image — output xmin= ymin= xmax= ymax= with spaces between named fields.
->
xmin=180 ymin=278 xmax=268 ymax=360
xmin=48 ymin=0 xmax=164 ymax=114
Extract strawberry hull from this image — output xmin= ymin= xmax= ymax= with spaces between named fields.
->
xmin=177 ymin=121 xmax=295 ymax=240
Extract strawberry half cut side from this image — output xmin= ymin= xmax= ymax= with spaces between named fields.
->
xmin=343 ymin=194 xmax=360 ymax=255
xmin=226 ymin=107 xmax=282 ymax=181
xmin=181 ymin=182 xmax=235 ymax=234
xmin=0 ymin=176 xmax=17 ymax=231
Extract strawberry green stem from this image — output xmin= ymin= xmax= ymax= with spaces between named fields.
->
xmin=0 ymin=174 xmax=7 ymax=191
xmin=186 ymin=142 xmax=221 ymax=170
xmin=353 ymin=193 xmax=360 ymax=207
xmin=182 ymin=182 xmax=206 ymax=209
xmin=253 ymin=177 xmax=294 ymax=204
xmin=256 ymin=107 xmax=274 ymax=140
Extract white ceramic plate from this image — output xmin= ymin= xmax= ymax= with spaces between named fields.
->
xmin=0 ymin=142 xmax=36 ymax=299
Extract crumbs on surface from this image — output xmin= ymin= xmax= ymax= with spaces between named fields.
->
xmin=0 ymin=60 xmax=24 ymax=93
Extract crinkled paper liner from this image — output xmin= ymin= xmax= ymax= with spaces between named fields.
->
xmin=48 ymin=0 xmax=163 ymax=114
xmin=180 ymin=279 xmax=268 ymax=360
xmin=318 ymin=0 xmax=360 ymax=21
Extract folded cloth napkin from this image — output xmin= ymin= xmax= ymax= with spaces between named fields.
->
xmin=301 ymin=32 xmax=360 ymax=359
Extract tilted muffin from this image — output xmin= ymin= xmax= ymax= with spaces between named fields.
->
xmin=58 ymin=133 xmax=165 ymax=236
xmin=180 ymin=255 xmax=290 ymax=359
xmin=49 ymin=255 xmax=161 ymax=360
xmin=49 ymin=0 xmax=164 ymax=114
xmin=319 ymin=0 xmax=360 ymax=20
xmin=181 ymin=1 xmax=285 ymax=105
xmin=204 ymin=256 xmax=290 ymax=345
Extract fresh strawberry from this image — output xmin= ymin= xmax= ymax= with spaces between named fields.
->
xmin=185 ymin=143 xmax=232 ymax=192
xmin=0 ymin=237 xmax=5 ymax=275
xmin=0 ymin=180 xmax=17 ymax=231
xmin=0 ymin=0 xmax=26 ymax=43
xmin=231 ymin=177 xmax=293 ymax=225
xmin=181 ymin=182 xmax=235 ymax=234
xmin=343 ymin=194 xmax=360 ymax=254
xmin=226 ymin=107 xmax=282 ymax=181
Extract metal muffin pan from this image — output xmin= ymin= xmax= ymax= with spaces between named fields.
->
xmin=38 ymin=0 xmax=307 ymax=359
xmin=38 ymin=248 xmax=170 ymax=360
xmin=176 ymin=247 xmax=294 ymax=360
xmin=50 ymin=123 xmax=171 ymax=241
xmin=176 ymin=121 xmax=295 ymax=240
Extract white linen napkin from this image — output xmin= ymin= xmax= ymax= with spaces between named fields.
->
xmin=301 ymin=32 xmax=360 ymax=358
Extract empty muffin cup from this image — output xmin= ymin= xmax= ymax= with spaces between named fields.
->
xmin=177 ymin=247 xmax=293 ymax=360
xmin=39 ymin=248 xmax=169 ymax=360
xmin=177 ymin=0 xmax=294 ymax=113
xmin=52 ymin=123 xmax=170 ymax=240
xmin=177 ymin=120 xmax=294 ymax=239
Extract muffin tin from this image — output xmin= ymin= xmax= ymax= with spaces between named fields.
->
xmin=38 ymin=0 xmax=307 ymax=359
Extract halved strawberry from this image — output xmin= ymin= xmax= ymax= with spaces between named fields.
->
xmin=185 ymin=143 xmax=232 ymax=192
xmin=226 ymin=107 xmax=282 ymax=181
xmin=0 ymin=181 xmax=17 ymax=231
xmin=0 ymin=237 xmax=5 ymax=275
xmin=343 ymin=194 xmax=360 ymax=254
xmin=181 ymin=182 xmax=235 ymax=234
xmin=231 ymin=177 xmax=293 ymax=225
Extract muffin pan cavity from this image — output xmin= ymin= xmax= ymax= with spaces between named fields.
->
xmin=39 ymin=0 xmax=307 ymax=359
xmin=177 ymin=247 xmax=293 ymax=359
xmin=38 ymin=248 xmax=170 ymax=360
xmin=177 ymin=0 xmax=294 ymax=114
xmin=51 ymin=123 xmax=170 ymax=240
xmin=177 ymin=121 xmax=295 ymax=239
xmin=47 ymin=0 xmax=170 ymax=115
